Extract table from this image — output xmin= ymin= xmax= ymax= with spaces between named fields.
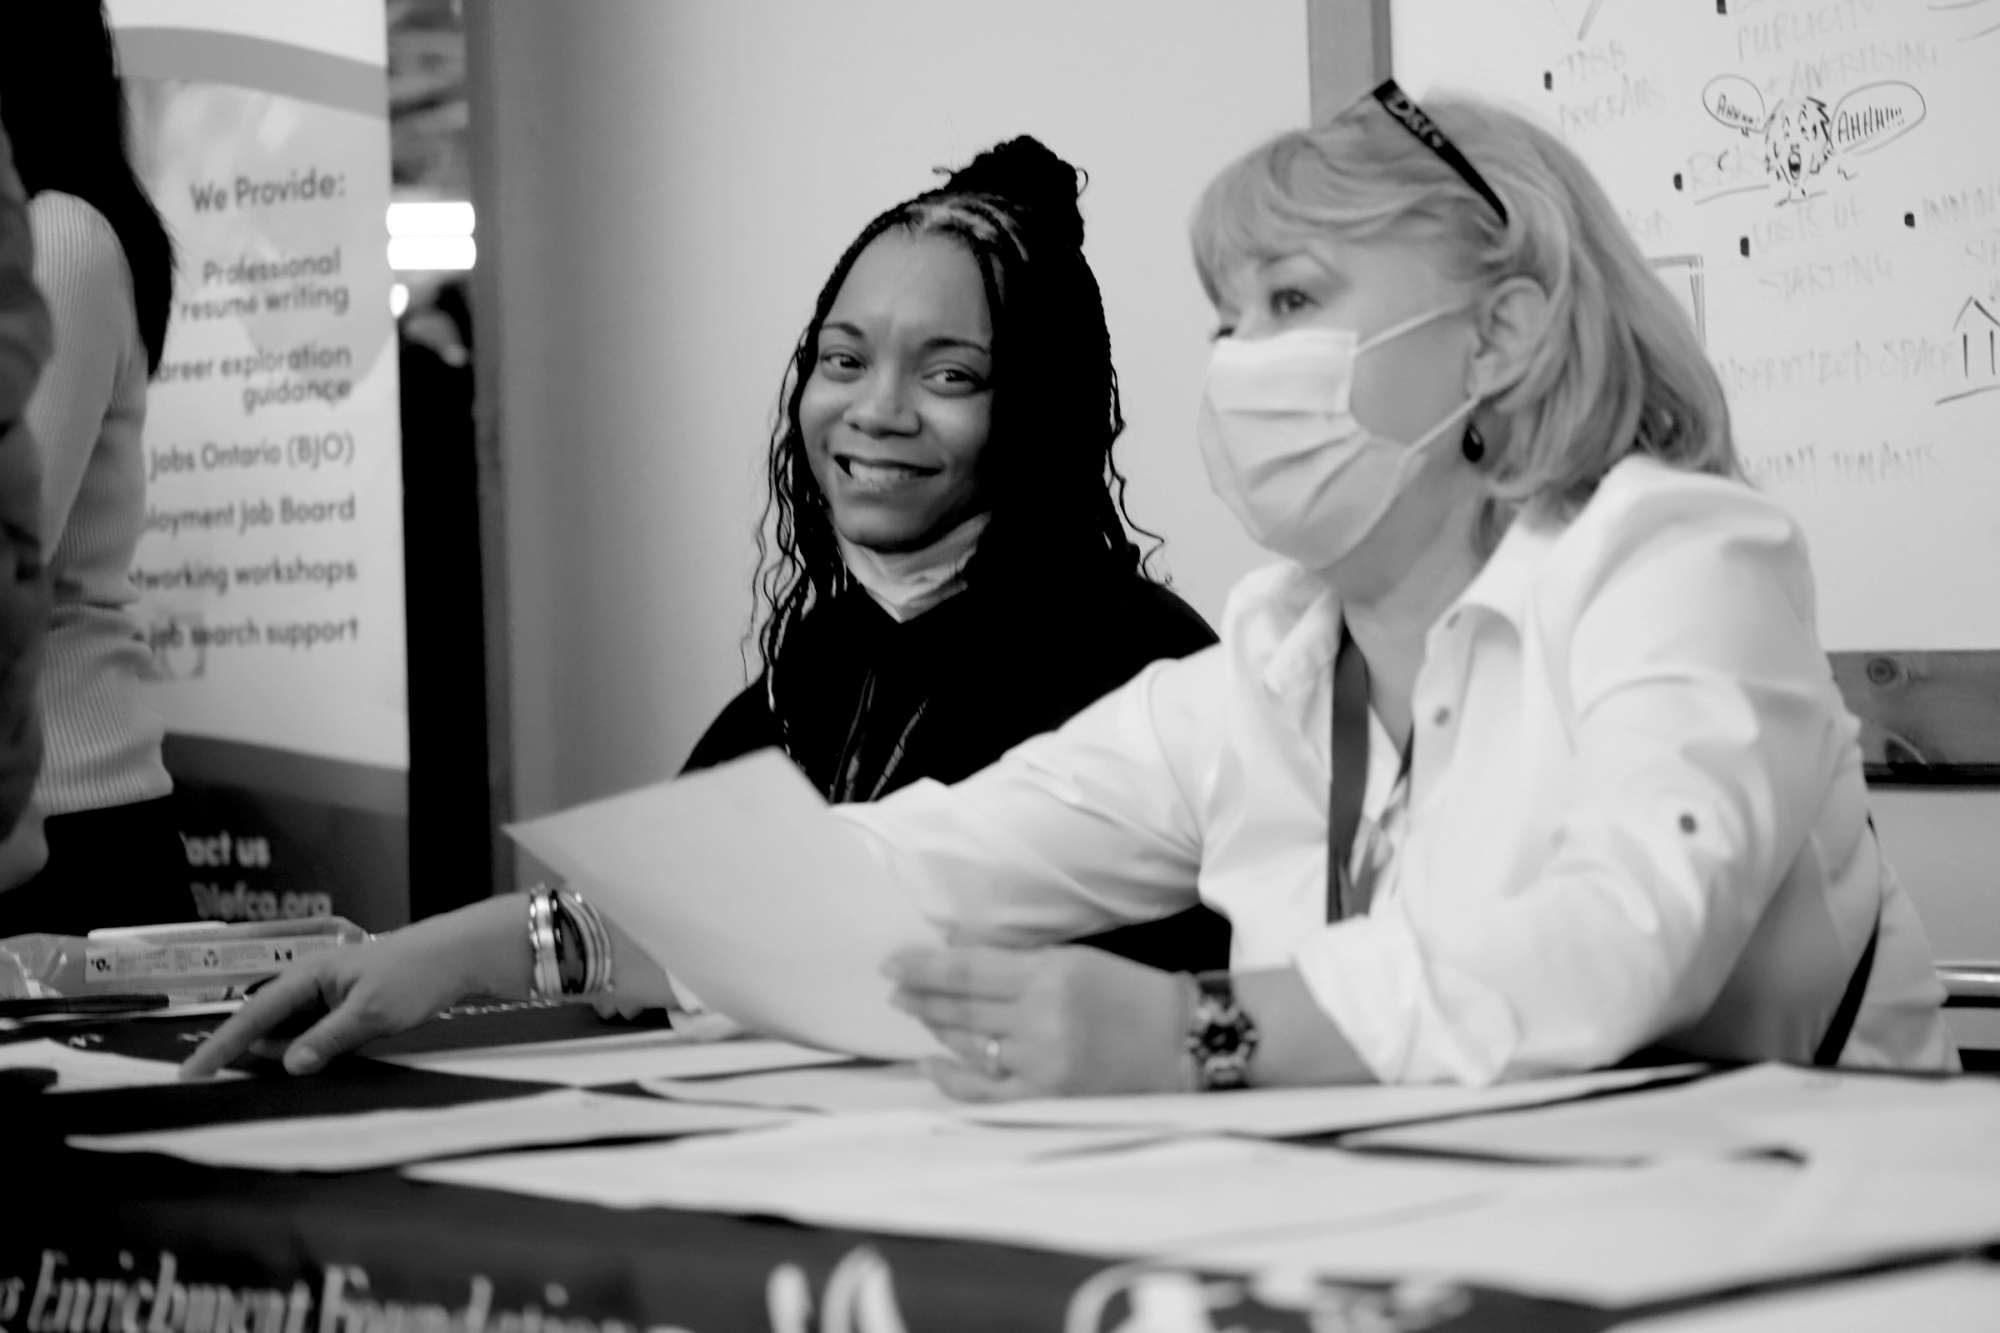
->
xmin=6 ymin=1008 xmax=1994 ymax=1333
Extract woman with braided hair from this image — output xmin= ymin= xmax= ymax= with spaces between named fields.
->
xmin=184 ymin=137 xmax=1225 ymax=1073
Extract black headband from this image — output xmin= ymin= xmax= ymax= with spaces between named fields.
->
xmin=1369 ymin=80 xmax=1510 ymax=227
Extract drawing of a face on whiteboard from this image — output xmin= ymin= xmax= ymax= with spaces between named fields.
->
xmin=1699 ymin=75 xmax=1926 ymax=205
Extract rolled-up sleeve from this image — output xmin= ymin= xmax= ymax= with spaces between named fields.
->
xmin=835 ymin=648 xmax=1219 ymax=945
xmin=1296 ymin=486 xmax=1849 ymax=1084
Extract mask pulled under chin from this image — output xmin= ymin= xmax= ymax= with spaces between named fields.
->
xmin=836 ymin=511 xmax=991 ymax=623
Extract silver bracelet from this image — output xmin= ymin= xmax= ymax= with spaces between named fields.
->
xmin=557 ymin=887 xmax=616 ymax=995
xmin=525 ymin=888 xmax=562 ymax=999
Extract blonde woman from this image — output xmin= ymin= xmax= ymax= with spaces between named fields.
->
xmin=189 ymin=88 xmax=1953 ymax=1091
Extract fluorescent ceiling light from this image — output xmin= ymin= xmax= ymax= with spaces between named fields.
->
xmin=388 ymin=236 xmax=476 ymax=272
xmin=387 ymin=201 xmax=475 ymax=237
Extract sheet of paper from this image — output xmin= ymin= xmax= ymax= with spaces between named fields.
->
xmin=409 ymin=1110 xmax=1163 ymax=1214
xmin=955 ymin=1064 xmax=1705 ymax=1137
xmin=642 ymin=1062 xmax=958 ymax=1114
xmin=413 ymin=1112 xmax=1558 ymax=1256
xmin=1739 ymin=1099 xmax=2000 ymax=1260
xmin=789 ymin=1138 xmax=1555 ymax=1257
xmin=1347 ymin=1062 xmax=2000 ymax=1163
xmin=1188 ymin=1142 xmax=2000 ymax=1309
xmin=380 ymin=1032 xmax=858 ymax=1087
xmin=0 ymin=1038 xmax=243 ymax=1092
xmin=507 ymin=749 xmax=945 ymax=1060
xmin=1611 ymin=1263 xmax=2000 ymax=1333
xmin=1186 ymin=1156 xmax=1827 ymax=1306
xmin=69 ymin=1087 xmax=791 ymax=1170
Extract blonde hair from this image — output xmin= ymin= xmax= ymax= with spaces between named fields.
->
xmin=1191 ymin=92 xmax=1737 ymax=517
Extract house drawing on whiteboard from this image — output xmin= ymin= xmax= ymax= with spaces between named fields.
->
xmin=1943 ymin=298 xmax=2000 ymax=404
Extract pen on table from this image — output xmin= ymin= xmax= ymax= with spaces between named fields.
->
xmin=0 ymin=992 xmax=172 ymax=1018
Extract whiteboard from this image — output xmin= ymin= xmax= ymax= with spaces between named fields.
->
xmin=1391 ymin=0 xmax=2000 ymax=651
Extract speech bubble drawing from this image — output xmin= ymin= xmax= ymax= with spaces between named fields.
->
xmin=1703 ymin=75 xmax=1766 ymax=134
xmin=1832 ymin=82 xmax=1927 ymax=156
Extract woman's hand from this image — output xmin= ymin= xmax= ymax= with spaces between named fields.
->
xmin=884 ymin=944 xmax=1194 ymax=1101
xmin=180 ymin=896 xmax=531 ymax=1079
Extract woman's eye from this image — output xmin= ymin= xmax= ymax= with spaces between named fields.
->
xmin=818 ymin=350 xmax=864 ymax=376
xmin=927 ymin=366 xmax=986 ymax=393
xmin=1270 ymin=288 xmax=1314 ymax=317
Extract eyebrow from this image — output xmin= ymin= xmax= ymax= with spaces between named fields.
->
xmin=819 ymin=321 xmax=990 ymax=356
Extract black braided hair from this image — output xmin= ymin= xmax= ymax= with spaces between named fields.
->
xmin=0 ymin=0 xmax=175 ymax=373
xmin=749 ymin=136 xmax=1162 ymax=682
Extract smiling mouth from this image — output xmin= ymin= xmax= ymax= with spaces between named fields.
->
xmin=837 ymin=455 xmax=939 ymax=493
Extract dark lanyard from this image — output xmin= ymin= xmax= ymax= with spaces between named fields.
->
xmin=1327 ymin=627 xmax=1411 ymax=922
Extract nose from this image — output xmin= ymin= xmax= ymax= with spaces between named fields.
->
xmin=845 ymin=366 xmax=918 ymax=435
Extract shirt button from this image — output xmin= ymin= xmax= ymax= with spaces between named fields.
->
xmin=1431 ymin=706 xmax=1451 ymax=727
xmin=1679 ymin=813 xmax=1698 ymax=834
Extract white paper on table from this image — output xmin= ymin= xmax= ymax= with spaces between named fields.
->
xmin=642 ymin=1062 xmax=958 ymax=1114
xmin=408 ymin=1110 xmax=1163 ymax=1214
xmin=507 ymin=750 xmax=945 ymax=1060
xmin=1739 ymin=1099 xmax=2000 ymax=1259
xmin=380 ymin=1032 xmax=859 ymax=1087
xmin=0 ymin=1038 xmax=244 ymax=1091
xmin=955 ymin=1063 xmax=1705 ymax=1137
xmin=786 ymin=1138 xmax=1557 ymax=1256
xmin=1610 ymin=1262 xmax=2000 ymax=1333
xmin=1182 ymin=1151 xmax=1996 ymax=1308
xmin=69 ymin=1088 xmax=792 ymax=1171
xmin=1346 ymin=1062 xmax=2000 ymax=1163
xmin=411 ymin=1113 xmax=1559 ymax=1255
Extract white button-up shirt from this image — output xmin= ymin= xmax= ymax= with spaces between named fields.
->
xmin=838 ymin=458 xmax=1956 ymax=1084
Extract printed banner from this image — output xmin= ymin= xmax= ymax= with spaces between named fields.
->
xmin=109 ymin=0 xmax=408 ymax=928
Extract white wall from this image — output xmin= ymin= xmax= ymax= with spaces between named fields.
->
xmin=474 ymin=0 xmax=1302 ymax=821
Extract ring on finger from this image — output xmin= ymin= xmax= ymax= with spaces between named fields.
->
xmin=980 ymin=1035 xmax=1006 ymax=1079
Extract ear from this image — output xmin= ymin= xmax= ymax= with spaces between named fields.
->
xmin=1466 ymin=275 xmax=1551 ymax=400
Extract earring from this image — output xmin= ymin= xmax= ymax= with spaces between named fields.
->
xmin=1461 ymin=421 xmax=1487 ymax=465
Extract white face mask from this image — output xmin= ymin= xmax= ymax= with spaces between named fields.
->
xmin=836 ymin=510 xmax=990 ymax=622
xmin=1197 ymin=305 xmax=1477 ymax=570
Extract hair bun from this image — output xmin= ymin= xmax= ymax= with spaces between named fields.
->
xmin=942 ymin=136 xmax=1086 ymax=251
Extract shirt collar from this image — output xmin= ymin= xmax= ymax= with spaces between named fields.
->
xmin=1230 ymin=507 xmax=1565 ymax=703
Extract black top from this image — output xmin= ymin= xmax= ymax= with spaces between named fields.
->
xmin=684 ymin=569 xmax=1231 ymax=971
